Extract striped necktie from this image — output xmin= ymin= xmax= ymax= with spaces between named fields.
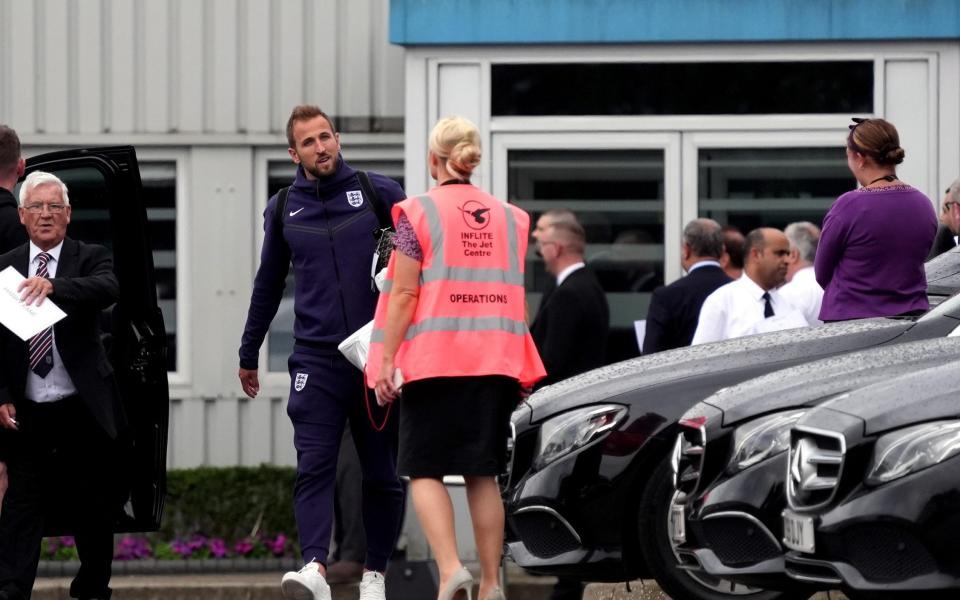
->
xmin=29 ymin=252 xmax=55 ymax=378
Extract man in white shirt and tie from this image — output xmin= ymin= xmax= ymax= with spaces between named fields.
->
xmin=692 ymin=227 xmax=807 ymax=344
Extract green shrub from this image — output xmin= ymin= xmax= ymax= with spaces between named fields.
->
xmin=159 ymin=465 xmax=297 ymax=543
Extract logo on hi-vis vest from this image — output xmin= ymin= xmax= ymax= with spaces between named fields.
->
xmin=346 ymin=190 xmax=364 ymax=207
xmin=294 ymin=373 xmax=309 ymax=391
xmin=459 ymin=200 xmax=491 ymax=231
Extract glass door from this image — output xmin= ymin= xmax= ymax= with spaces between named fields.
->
xmin=493 ymin=132 xmax=681 ymax=362
xmin=681 ymin=130 xmax=856 ymax=233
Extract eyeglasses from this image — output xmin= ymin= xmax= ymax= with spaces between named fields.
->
xmin=23 ymin=203 xmax=67 ymax=214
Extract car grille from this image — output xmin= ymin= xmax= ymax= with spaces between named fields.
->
xmin=839 ymin=524 xmax=937 ymax=583
xmin=511 ymin=508 xmax=581 ymax=558
xmin=673 ymin=421 xmax=706 ymax=502
xmin=701 ymin=513 xmax=782 ymax=567
xmin=786 ymin=427 xmax=845 ymax=511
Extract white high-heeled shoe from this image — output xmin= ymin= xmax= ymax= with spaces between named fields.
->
xmin=438 ymin=567 xmax=473 ymax=600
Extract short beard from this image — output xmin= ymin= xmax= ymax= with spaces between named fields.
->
xmin=303 ymin=155 xmax=338 ymax=180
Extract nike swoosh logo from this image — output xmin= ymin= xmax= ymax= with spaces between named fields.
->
xmin=289 ymin=207 xmax=305 ymax=217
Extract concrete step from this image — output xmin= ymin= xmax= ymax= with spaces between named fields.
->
xmin=32 ymin=569 xmax=848 ymax=600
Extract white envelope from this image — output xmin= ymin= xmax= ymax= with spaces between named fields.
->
xmin=0 ymin=266 xmax=67 ymax=341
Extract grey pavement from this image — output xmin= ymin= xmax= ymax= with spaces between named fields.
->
xmin=32 ymin=567 xmax=849 ymax=599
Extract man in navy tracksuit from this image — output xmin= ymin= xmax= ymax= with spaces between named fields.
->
xmin=238 ymin=105 xmax=405 ymax=600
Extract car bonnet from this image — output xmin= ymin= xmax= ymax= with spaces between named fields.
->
xmin=700 ymin=336 xmax=960 ymax=427
xmin=524 ymin=317 xmax=910 ymax=424
xmin=813 ymin=360 xmax=960 ymax=436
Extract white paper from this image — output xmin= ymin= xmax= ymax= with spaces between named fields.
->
xmin=0 ymin=266 xmax=67 ymax=341
xmin=634 ymin=319 xmax=647 ymax=353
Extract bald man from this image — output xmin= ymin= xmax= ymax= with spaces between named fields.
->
xmin=692 ymin=228 xmax=808 ymax=344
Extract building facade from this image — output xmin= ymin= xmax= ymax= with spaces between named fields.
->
xmin=1 ymin=0 xmax=404 ymax=468
xmin=394 ymin=0 xmax=960 ymax=361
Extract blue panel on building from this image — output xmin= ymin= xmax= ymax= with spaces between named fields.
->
xmin=391 ymin=0 xmax=960 ymax=45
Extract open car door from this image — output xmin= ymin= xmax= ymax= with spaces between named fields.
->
xmin=20 ymin=146 xmax=169 ymax=532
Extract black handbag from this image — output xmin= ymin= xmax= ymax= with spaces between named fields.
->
xmin=357 ymin=171 xmax=396 ymax=289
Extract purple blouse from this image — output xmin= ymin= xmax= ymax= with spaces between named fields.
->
xmin=394 ymin=212 xmax=423 ymax=261
xmin=815 ymin=185 xmax=937 ymax=321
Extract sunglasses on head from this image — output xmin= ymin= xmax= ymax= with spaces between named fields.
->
xmin=848 ymin=117 xmax=869 ymax=131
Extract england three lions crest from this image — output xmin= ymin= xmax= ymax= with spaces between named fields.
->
xmin=294 ymin=373 xmax=309 ymax=391
xmin=346 ymin=190 xmax=364 ymax=207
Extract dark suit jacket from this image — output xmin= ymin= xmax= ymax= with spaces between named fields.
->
xmin=0 ymin=237 xmax=124 ymax=445
xmin=643 ymin=263 xmax=732 ymax=354
xmin=927 ymin=224 xmax=959 ymax=260
xmin=530 ymin=266 xmax=610 ymax=388
xmin=0 ymin=187 xmax=28 ymax=254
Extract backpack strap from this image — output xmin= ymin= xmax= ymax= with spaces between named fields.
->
xmin=273 ymin=186 xmax=290 ymax=240
xmin=357 ymin=171 xmax=391 ymax=230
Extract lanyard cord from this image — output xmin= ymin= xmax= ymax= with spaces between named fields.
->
xmin=362 ymin=380 xmax=392 ymax=432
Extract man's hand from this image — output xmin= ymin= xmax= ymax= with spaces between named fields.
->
xmin=18 ymin=276 xmax=53 ymax=306
xmin=0 ymin=403 xmax=17 ymax=430
xmin=239 ymin=368 xmax=260 ymax=399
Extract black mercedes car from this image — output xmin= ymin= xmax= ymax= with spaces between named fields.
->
xmin=502 ymin=247 xmax=960 ymax=600
xmin=782 ymin=361 xmax=960 ymax=597
xmin=16 ymin=147 xmax=169 ymax=533
xmin=672 ymin=329 xmax=960 ymax=594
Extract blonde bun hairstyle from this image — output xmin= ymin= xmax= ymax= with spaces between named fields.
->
xmin=429 ymin=116 xmax=481 ymax=181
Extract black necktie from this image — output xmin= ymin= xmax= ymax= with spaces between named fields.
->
xmin=29 ymin=252 xmax=55 ymax=377
xmin=762 ymin=292 xmax=775 ymax=318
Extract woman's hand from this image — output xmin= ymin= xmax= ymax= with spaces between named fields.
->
xmin=375 ymin=357 xmax=400 ymax=405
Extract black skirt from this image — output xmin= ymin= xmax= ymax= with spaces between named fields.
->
xmin=398 ymin=375 xmax=520 ymax=478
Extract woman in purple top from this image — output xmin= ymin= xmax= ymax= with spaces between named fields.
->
xmin=815 ymin=118 xmax=937 ymax=321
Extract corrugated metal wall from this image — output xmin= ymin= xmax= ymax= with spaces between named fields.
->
xmin=0 ymin=0 xmax=404 ymax=136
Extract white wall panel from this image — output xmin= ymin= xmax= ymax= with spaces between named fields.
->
xmin=75 ymin=0 xmax=104 ymax=133
xmin=143 ymin=0 xmax=172 ymax=132
xmin=106 ymin=0 xmax=136 ymax=133
xmin=885 ymin=59 xmax=933 ymax=199
xmin=41 ymin=0 xmax=70 ymax=133
xmin=241 ymin=0 xmax=271 ymax=133
xmin=8 ymin=0 xmax=37 ymax=128
xmin=0 ymin=0 xmax=404 ymax=136
xmin=174 ymin=0 xmax=205 ymax=133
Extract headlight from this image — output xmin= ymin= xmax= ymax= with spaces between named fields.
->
xmin=727 ymin=410 xmax=805 ymax=474
xmin=534 ymin=405 xmax=627 ymax=470
xmin=866 ymin=420 xmax=960 ymax=485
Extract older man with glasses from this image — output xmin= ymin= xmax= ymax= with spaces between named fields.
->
xmin=928 ymin=178 xmax=960 ymax=259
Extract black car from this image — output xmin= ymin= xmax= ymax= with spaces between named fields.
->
xmin=503 ymin=248 xmax=960 ymax=600
xmin=17 ymin=147 xmax=169 ymax=533
xmin=782 ymin=362 xmax=960 ymax=597
xmin=673 ymin=330 xmax=960 ymax=594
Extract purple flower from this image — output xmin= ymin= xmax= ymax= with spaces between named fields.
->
xmin=60 ymin=536 xmax=76 ymax=548
xmin=266 ymin=534 xmax=287 ymax=557
xmin=208 ymin=538 xmax=228 ymax=558
xmin=114 ymin=536 xmax=153 ymax=561
xmin=233 ymin=539 xmax=255 ymax=556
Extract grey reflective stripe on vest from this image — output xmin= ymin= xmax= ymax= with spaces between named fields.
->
xmin=418 ymin=193 xmax=524 ymax=285
xmin=371 ymin=316 xmax=529 ymax=343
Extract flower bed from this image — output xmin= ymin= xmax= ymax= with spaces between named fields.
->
xmin=38 ymin=465 xmax=302 ymax=571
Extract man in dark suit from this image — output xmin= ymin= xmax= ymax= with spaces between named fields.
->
xmin=928 ymin=178 xmax=960 ymax=259
xmin=0 ymin=171 xmax=123 ymax=600
xmin=643 ymin=218 xmax=731 ymax=354
xmin=531 ymin=214 xmax=609 ymax=389
xmin=530 ymin=212 xmax=608 ymax=600
xmin=0 ymin=125 xmax=28 ymax=254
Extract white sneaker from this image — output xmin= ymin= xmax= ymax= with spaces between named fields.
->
xmin=281 ymin=561 xmax=332 ymax=600
xmin=358 ymin=570 xmax=386 ymax=600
